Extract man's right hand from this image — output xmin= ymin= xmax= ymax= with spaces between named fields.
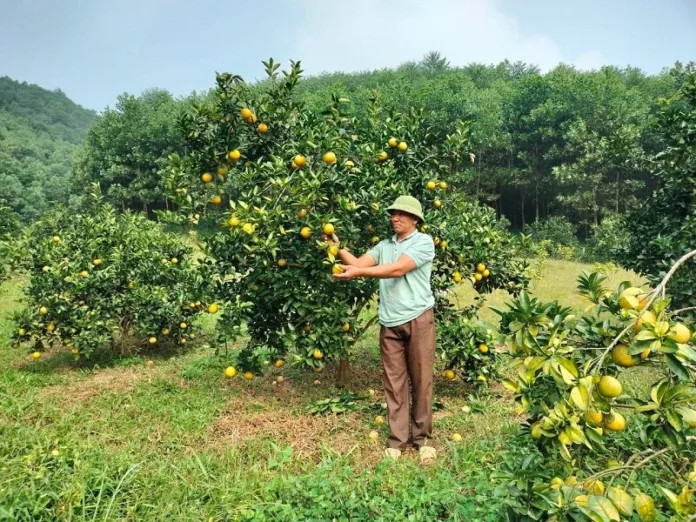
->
xmin=323 ymin=233 xmax=340 ymax=245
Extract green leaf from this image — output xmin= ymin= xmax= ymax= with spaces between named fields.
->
xmin=557 ymin=356 xmax=579 ymax=378
xmin=570 ymin=385 xmax=589 ymax=411
xmin=666 ymin=354 xmax=691 ymax=380
xmin=589 ymin=495 xmax=621 ymax=521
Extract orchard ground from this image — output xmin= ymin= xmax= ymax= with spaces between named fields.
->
xmin=0 ymin=259 xmax=654 ymax=520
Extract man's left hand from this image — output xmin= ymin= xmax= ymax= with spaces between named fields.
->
xmin=332 ymin=265 xmax=361 ymax=280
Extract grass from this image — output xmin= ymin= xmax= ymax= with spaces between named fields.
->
xmin=0 ymin=260 xmax=652 ymax=521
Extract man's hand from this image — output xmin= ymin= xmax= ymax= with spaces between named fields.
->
xmin=332 ymin=264 xmax=361 ymax=280
xmin=323 ymin=233 xmax=339 ymax=245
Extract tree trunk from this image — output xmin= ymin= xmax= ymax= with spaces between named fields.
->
xmin=337 ymin=358 xmax=351 ymax=388
xmin=593 ymin=188 xmax=599 ymax=227
xmin=143 ymin=200 xmax=148 ymax=218
xmin=615 ymin=172 xmax=620 ymax=213
xmin=535 ymin=172 xmax=540 ymax=222
xmin=521 ymin=190 xmax=526 ymax=230
xmin=496 ymin=180 xmax=501 ymax=218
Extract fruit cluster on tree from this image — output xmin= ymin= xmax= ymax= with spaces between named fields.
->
xmin=493 ymin=263 xmax=696 ymax=520
xmin=5 ymin=187 xmax=208 ymax=358
xmin=161 ymin=59 xmax=528 ymax=382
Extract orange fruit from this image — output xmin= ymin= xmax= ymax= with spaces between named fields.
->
xmin=228 ymin=149 xmax=241 ymax=161
xmin=603 ymin=411 xmax=626 ymax=431
xmin=669 ymin=322 xmax=691 ymax=343
xmin=611 ymin=344 xmax=637 ymax=367
xmin=201 ymin=173 xmax=213 ymax=183
xmin=297 ymin=208 xmax=308 ymax=218
xmin=598 ymin=376 xmax=622 ymax=398
xmin=277 ymin=259 xmax=287 ymax=268
xmin=478 ymin=343 xmax=489 ymax=354
xmin=433 ymin=200 xmax=442 ymax=209
xmin=388 ymin=137 xmax=398 ymax=148
xmin=294 ymin=154 xmax=306 ymax=167
xmin=427 ymin=181 xmax=436 ymax=190
xmin=376 ymin=151 xmax=388 ymax=162
xmin=322 ymin=223 xmax=335 ymax=235
xmin=322 ymin=151 xmax=336 ymax=165
xmin=240 ymin=108 xmax=253 ymax=120
xmin=300 ymin=227 xmax=312 ymax=239
xmin=313 ymin=349 xmax=324 ymax=359
xmin=439 ymin=181 xmax=447 ymax=190
xmin=211 ymin=195 xmax=222 ymax=205
xmin=398 ymin=141 xmax=408 ymax=152
xmin=257 ymin=122 xmax=268 ymax=134
xmin=344 ymin=160 xmax=355 ymax=169
xmin=208 ymin=303 xmax=219 ymax=314
xmin=225 ymin=366 xmax=237 ymax=378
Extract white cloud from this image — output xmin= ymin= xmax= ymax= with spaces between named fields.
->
xmin=290 ymin=0 xmax=604 ymax=74
xmin=573 ymin=50 xmax=606 ymax=71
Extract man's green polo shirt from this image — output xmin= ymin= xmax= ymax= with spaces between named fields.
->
xmin=366 ymin=230 xmax=435 ymax=327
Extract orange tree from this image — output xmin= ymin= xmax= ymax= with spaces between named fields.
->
xmin=5 ymin=188 xmax=207 ymax=359
xmin=492 ymin=256 xmax=696 ymax=520
xmin=162 ymin=59 xmax=528 ymax=381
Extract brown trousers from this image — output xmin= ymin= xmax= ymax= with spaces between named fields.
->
xmin=379 ymin=308 xmax=436 ymax=450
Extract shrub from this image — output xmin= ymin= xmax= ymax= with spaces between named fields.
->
xmin=5 ymin=188 xmax=206 ymax=358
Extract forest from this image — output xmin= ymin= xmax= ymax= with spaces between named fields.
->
xmin=1 ymin=56 xmax=695 ymax=242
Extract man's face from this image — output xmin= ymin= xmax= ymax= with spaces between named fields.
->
xmin=390 ymin=210 xmax=418 ymax=234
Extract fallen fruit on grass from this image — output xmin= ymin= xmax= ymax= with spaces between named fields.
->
xmin=368 ymin=430 xmax=379 ymax=441
xmin=451 ymin=433 xmax=462 ymax=442
xmin=224 ymin=366 xmax=237 ymax=378
xmin=375 ymin=416 xmax=384 ymax=425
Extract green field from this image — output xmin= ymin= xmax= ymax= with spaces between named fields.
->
xmin=0 ymin=260 xmax=647 ymax=521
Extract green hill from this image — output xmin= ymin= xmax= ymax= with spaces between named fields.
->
xmin=0 ymin=77 xmax=96 ymax=221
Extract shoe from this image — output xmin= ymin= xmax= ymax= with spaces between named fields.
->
xmin=384 ymin=448 xmax=402 ymax=460
xmin=419 ymin=446 xmax=436 ymax=465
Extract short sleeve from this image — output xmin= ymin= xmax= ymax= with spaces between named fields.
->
xmin=402 ymin=234 xmax=435 ymax=268
xmin=366 ymin=241 xmax=383 ymax=265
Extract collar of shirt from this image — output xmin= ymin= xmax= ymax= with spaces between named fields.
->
xmin=390 ymin=229 xmax=419 ymax=244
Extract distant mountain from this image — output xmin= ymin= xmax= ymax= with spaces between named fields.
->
xmin=0 ymin=77 xmax=96 ymax=221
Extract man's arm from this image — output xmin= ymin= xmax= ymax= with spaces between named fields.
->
xmin=337 ymin=248 xmax=377 ymax=268
xmin=334 ymin=254 xmax=416 ymax=280
xmin=326 ymin=233 xmax=377 ymax=268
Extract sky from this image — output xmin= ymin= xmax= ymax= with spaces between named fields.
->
xmin=1 ymin=0 xmax=694 ymax=111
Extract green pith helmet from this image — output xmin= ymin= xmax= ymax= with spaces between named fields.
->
xmin=386 ymin=195 xmax=425 ymax=222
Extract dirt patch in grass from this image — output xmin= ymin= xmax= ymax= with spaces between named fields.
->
xmin=37 ymin=364 xmax=164 ymax=405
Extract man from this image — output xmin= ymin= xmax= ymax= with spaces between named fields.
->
xmin=329 ymin=195 xmax=437 ymax=464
